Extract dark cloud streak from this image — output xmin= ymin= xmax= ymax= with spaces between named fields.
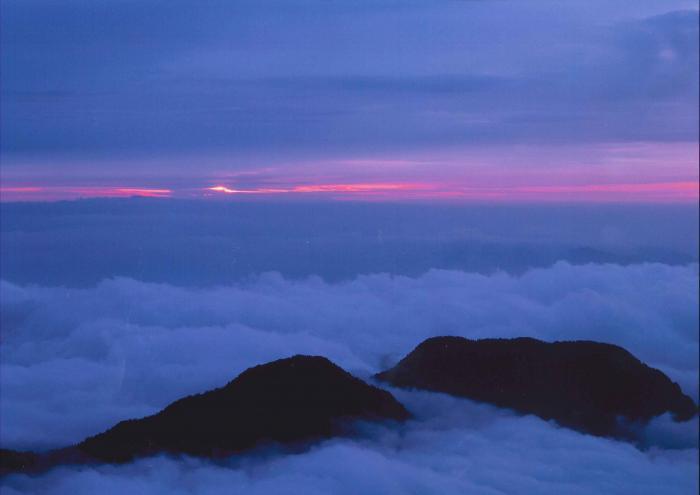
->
xmin=2 ymin=2 xmax=697 ymax=161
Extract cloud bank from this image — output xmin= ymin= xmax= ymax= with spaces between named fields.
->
xmin=1 ymin=261 xmax=698 ymax=493
xmin=1 ymin=262 xmax=697 ymax=450
xmin=1 ymin=392 xmax=698 ymax=495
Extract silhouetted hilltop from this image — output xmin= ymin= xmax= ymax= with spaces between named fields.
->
xmin=1 ymin=355 xmax=409 ymax=474
xmin=3 ymin=340 xmax=695 ymax=476
xmin=376 ymin=336 xmax=697 ymax=437
xmin=78 ymin=355 xmax=410 ymax=463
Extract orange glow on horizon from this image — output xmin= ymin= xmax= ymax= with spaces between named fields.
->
xmin=208 ymin=186 xmax=238 ymax=194
xmin=112 ymin=188 xmax=172 ymax=197
xmin=205 ymin=180 xmax=698 ymax=202
xmin=207 ymin=182 xmax=429 ymax=195
xmin=0 ymin=187 xmax=44 ymax=193
xmin=291 ymin=183 xmax=425 ymax=193
xmin=0 ymin=186 xmax=172 ymax=201
xmin=0 ymin=181 xmax=696 ymax=202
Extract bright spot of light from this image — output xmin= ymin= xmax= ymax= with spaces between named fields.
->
xmin=208 ymin=185 xmax=238 ymax=194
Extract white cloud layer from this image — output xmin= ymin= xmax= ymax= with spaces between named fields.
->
xmin=2 ymin=392 xmax=698 ymax=495
xmin=1 ymin=262 xmax=698 ymax=493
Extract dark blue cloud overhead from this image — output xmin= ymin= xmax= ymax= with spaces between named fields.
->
xmin=1 ymin=1 xmax=697 ymax=202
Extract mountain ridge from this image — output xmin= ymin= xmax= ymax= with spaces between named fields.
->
xmin=376 ymin=336 xmax=697 ymax=438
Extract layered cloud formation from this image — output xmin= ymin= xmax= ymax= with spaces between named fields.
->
xmin=1 ymin=261 xmax=698 ymax=493
xmin=3 ymin=2 xmax=697 ymax=156
xmin=2 ymin=393 xmax=698 ymax=495
xmin=1 ymin=263 xmax=697 ymax=444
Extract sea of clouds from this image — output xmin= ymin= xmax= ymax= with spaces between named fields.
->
xmin=2 ymin=392 xmax=698 ymax=495
xmin=1 ymin=261 xmax=698 ymax=494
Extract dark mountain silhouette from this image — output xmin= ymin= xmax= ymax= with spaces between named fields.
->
xmin=0 ymin=449 xmax=39 ymax=475
xmin=1 ymin=355 xmax=409 ymax=475
xmin=4 ymin=339 xmax=695 ymax=476
xmin=376 ymin=336 xmax=697 ymax=438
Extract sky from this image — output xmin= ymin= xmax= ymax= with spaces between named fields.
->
xmin=1 ymin=0 xmax=698 ymax=202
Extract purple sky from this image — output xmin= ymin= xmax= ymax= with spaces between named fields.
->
xmin=1 ymin=1 xmax=698 ymax=202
